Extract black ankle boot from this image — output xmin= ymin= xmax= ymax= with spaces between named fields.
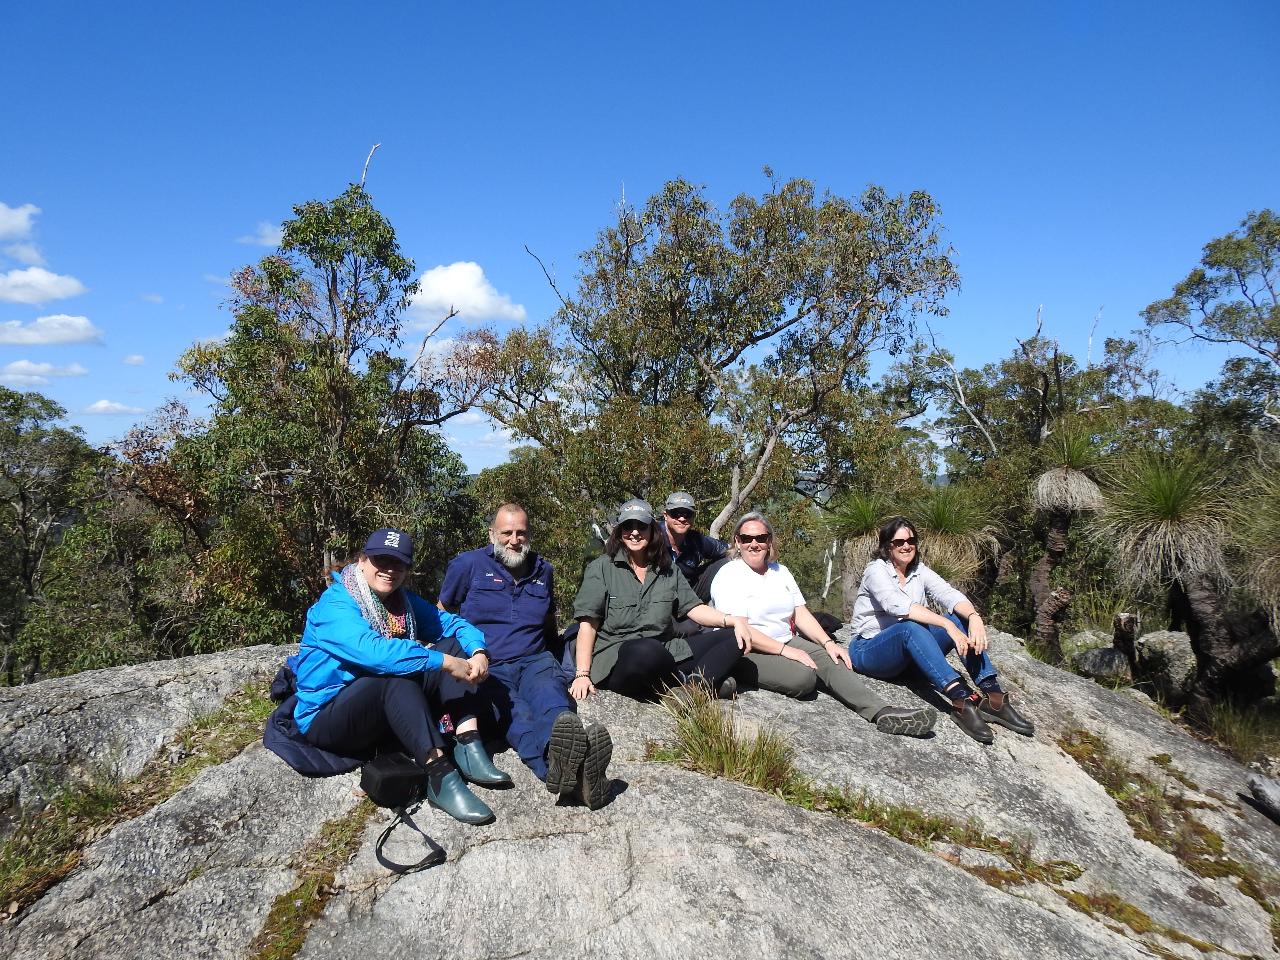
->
xmin=950 ymin=694 xmax=994 ymax=745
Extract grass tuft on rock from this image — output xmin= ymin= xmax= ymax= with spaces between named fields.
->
xmin=650 ymin=684 xmax=1081 ymax=888
xmin=0 ymin=680 xmax=275 ymax=916
xmin=1060 ymin=728 xmax=1278 ymax=914
xmin=248 ymin=801 xmax=375 ymax=960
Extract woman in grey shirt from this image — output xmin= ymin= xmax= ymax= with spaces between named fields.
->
xmin=848 ymin=516 xmax=1033 ymax=744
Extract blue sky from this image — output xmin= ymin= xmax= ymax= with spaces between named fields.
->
xmin=2 ymin=1 xmax=1277 ymax=470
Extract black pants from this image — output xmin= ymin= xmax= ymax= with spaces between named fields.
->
xmin=305 ymin=639 xmax=479 ymax=764
xmin=599 ymin=628 xmax=741 ymax=700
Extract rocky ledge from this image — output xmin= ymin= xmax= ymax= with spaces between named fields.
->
xmin=1 ymin=631 xmax=1276 ymax=959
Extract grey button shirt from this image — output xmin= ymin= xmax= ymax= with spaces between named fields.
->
xmin=848 ymin=558 xmax=968 ymax=639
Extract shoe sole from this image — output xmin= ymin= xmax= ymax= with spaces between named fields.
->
xmin=579 ymin=724 xmax=613 ymax=810
xmin=875 ymin=708 xmax=937 ymax=737
xmin=979 ymin=708 xmax=1035 ymax=737
xmin=545 ymin=712 xmax=589 ymax=795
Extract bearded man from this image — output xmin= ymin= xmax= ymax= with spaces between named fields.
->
xmin=438 ymin=503 xmax=612 ymax=809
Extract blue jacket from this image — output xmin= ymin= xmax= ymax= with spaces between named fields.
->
xmin=292 ymin=575 xmax=486 ymax=733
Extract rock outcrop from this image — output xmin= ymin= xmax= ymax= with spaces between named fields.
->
xmin=3 ymin=632 xmax=1277 ymax=959
xmin=0 ymin=644 xmax=284 ymax=835
xmin=1134 ymin=629 xmax=1198 ymax=704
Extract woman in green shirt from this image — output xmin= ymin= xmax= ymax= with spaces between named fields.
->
xmin=571 ymin=499 xmax=752 ymax=701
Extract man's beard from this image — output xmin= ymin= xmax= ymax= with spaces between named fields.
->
xmin=492 ymin=539 xmax=531 ymax=570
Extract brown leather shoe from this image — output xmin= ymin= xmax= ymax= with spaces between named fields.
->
xmin=950 ymin=694 xmax=994 ymax=744
xmin=979 ymin=691 xmax=1034 ymax=736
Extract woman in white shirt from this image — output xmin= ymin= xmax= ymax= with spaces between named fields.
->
xmin=710 ymin=512 xmax=936 ymax=737
xmin=848 ymin=516 xmax=1034 ymax=744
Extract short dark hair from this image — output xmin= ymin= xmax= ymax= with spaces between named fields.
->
xmin=875 ymin=516 xmax=921 ymax=572
xmin=604 ymin=520 xmax=672 ymax=573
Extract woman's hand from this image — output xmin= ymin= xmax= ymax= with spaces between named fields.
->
xmin=731 ymin=616 xmax=753 ymax=654
xmin=779 ymin=644 xmax=818 ymax=671
xmin=442 ymin=654 xmax=475 ymax=682
xmin=468 ymin=651 xmax=490 ymax=683
xmin=824 ymin=640 xmax=852 ymax=669
xmin=569 ymin=676 xmax=596 ymax=701
xmin=966 ymin=614 xmax=988 ymax=653
xmin=946 ymin=622 xmax=972 ymax=657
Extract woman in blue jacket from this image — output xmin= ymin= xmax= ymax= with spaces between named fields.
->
xmin=294 ymin=528 xmax=503 ymax=824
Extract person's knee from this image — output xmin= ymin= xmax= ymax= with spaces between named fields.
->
xmin=779 ymin=667 xmax=819 ymax=698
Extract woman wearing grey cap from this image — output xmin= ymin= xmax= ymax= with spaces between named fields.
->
xmin=570 ymin=499 xmax=751 ymax=701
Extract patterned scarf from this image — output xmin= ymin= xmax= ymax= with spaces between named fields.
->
xmin=341 ymin=563 xmax=417 ymax=643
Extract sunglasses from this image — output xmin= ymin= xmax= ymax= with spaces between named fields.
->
xmin=890 ymin=537 xmax=919 ymax=548
xmin=737 ymin=533 xmax=772 ymax=544
xmin=620 ymin=521 xmax=650 ymax=534
xmin=369 ymin=555 xmax=409 ymax=571
xmin=666 ymin=510 xmax=694 ymax=521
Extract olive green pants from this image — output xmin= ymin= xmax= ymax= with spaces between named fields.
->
xmin=734 ymin=636 xmax=887 ymax=722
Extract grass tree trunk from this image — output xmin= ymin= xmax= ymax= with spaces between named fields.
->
xmin=1173 ymin=575 xmax=1280 ymax=715
xmin=1029 ymin=509 xmax=1072 ymax=661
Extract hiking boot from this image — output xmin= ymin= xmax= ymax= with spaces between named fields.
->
xmin=452 ymin=738 xmax=514 ymax=788
xmin=544 ymin=711 xmax=589 ymax=796
xmin=717 ymin=675 xmax=739 ymax=700
xmin=424 ymin=759 xmax=495 ymax=825
xmin=576 ymin=722 xmax=614 ymax=810
xmin=873 ymin=705 xmax=937 ymax=737
xmin=950 ymin=694 xmax=994 ymax=745
xmin=979 ymin=691 xmax=1035 ymax=736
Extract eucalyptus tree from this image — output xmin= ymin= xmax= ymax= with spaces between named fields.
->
xmin=119 ymin=184 xmax=496 ymax=647
xmin=0 ymin=388 xmax=98 ymax=682
xmin=486 ymin=173 xmax=957 ymax=549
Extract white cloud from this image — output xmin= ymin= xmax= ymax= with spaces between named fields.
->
xmin=452 ymin=410 xmax=487 ymax=426
xmin=4 ymin=243 xmax=45 ymax=266
xmin=0 ymin=267 xmax=87 ymax=304
xmin=85 ymin=399 xmax=145 ymax=415
xmin=409 ymin=262 xmax=526 ymax=325
xmin=0 ymin=202 xmax=40 ymax=241
xmin=140 ymin=292 xmax=164 ymax=303
xmin=236 ymin=221 xmax=283 ymax=247
xmin=0 ymin=314 xmax=103 ymax=345
xmin=0 ymin=359 xmax=89 ymax=387
xmin=123 ymin=354 xmax=145 ymax=365
xmin=202 ymin=272 xmax=229 ymax=285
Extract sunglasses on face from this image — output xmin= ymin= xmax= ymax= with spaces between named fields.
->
xmin=620 ymin=521 xmax=649 ymax=534
xmin=737 ymin=533 xmax=771 ymax=544
xmin=369 ymin=555 xmax=408 ymax=571
xmin=890 ymin=537 xmax=919 ymax=548
xmin=666 ymin=510 xmax=694 ymax=521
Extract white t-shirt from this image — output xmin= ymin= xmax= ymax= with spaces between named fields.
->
xmin=710 ymin=558 xmax=806 ymax=643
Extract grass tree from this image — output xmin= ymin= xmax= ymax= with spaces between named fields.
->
xmin=910 ymin=484 xmax=999 ymax=599
xmin=829 ymin=490 xmax=893 ymax=619
xmin=1094 ymin=452 xmax=1273 ymax=712
xmin=1029 ymin=420 xmax=1103 ymax=661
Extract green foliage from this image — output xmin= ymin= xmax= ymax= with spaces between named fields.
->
xmin=909 ymin=483 xmax=998 ymax=590
xmin=488 ymin=172 xmax=958 ymax=547
xmin=102 ymin=184 xmax=486 ymax=654
xmin=1093 ymin=452 xmax=1232 ymax=591
xmin=0 ymin=388 xmax=100 ymax=682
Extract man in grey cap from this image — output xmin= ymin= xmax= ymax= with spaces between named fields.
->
xmin=662 ymin=491 xmax=728 ymax=585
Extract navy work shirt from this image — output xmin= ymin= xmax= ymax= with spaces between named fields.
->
xmin=660 ymin=523 xmax=729 ymax=586
xmin=438 ymin=546 xmax=556 ymax=663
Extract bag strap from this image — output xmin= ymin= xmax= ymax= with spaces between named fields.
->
xmin=374 ymin=806 xmax=446 ymax=874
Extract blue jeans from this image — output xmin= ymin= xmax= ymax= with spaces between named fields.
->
xmin=849 ymin=614 xmax=997 ymax=695
xmin=474 ymin=650 xmax=574 ymax=781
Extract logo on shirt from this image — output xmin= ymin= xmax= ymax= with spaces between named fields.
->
xmin=484 ymin=571 xmax=505 ymax=586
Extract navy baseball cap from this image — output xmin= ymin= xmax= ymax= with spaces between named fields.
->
xmin=363 ymin=528 xmax=413 ymax=565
